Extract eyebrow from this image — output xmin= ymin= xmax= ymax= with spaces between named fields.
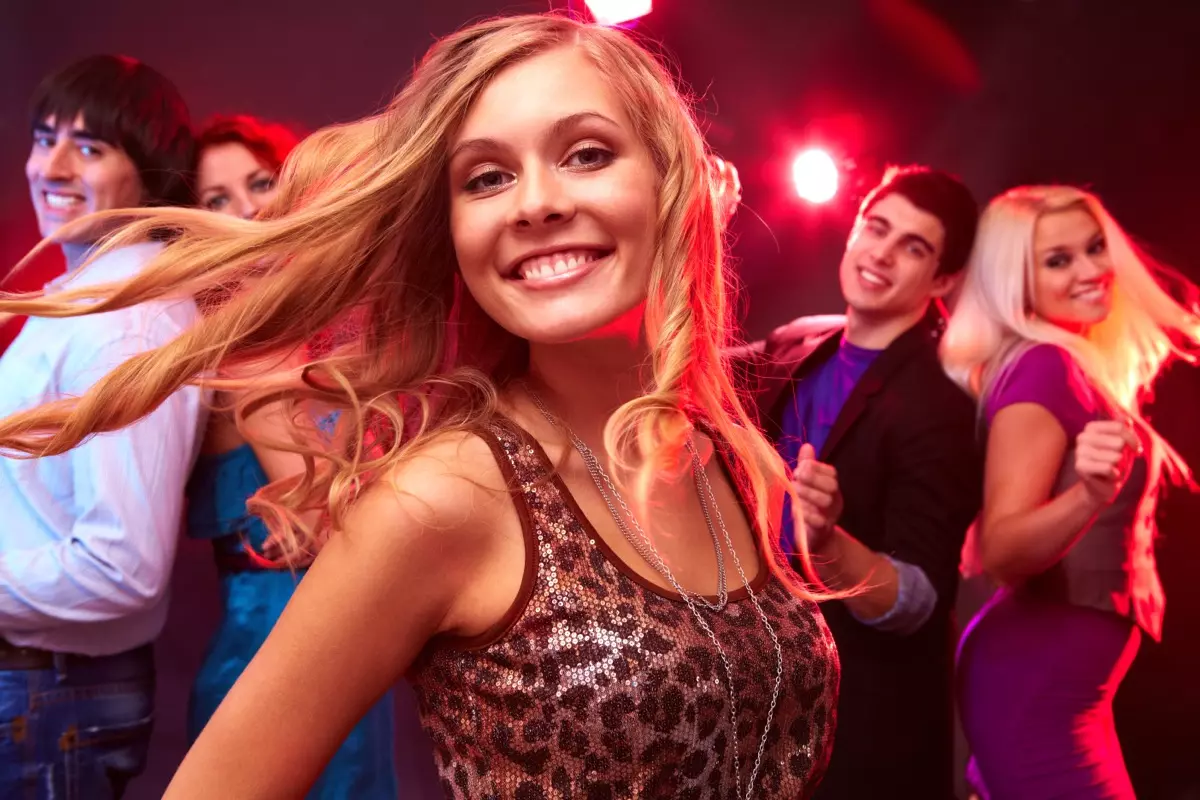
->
xmin=901 ymin=232 xmax=936 ymax=253
xmin=864 ymin=214 xmax=936 ymax=254
xmin=449 ymin=111 xmax=622 ymax=162
xmin=32 ymin=122 xmax=114 ymax=146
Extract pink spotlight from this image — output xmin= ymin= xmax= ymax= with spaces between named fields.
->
xmin=585 ymin=0 xmax=652 ymax=26
xmin=792 ymin=148 xmax=839 ymax=204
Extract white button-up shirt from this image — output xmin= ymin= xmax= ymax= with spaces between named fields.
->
xmin=0 ymin=242 xmax=208 ymax=656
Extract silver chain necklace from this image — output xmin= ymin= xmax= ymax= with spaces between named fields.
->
xmin=529 ymin=394 xmax=729 ymax=611
xmin=525 ymin=389 xmax=785 ymax=799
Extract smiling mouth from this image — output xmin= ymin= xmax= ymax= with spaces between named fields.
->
xmin=858 ymin=266 xmax=892 ymax=289
xmin=42 ymin=191 xmax=85 ymax=211
xmin=511 ymin=249 xmax=612 ymax=281
xmin=1072 ymin=286 xmax=1109 ymax=303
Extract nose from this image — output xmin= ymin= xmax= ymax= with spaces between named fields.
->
xmin=867 ymin=237 xmax=897 ymax=267
xmin=230 ymin=192 xmax=261 ymax=221
xmin=1077 ymin=253 xmax=1111 ymax=281
xmin=508 ymin=164 xmax=575 ymax=229
xmin=39 ymin=140 xmax=75 ymax=182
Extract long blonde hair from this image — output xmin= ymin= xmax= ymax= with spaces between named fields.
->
xmin=942 ymin=184 xmax=1200 ymax=498
xmin=0 ymin=13 xmax=822 ymax=598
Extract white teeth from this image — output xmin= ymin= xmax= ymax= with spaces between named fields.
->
xmin=860 ymin=269 xmax=888 ymax=287
xmin=516 ymin=249 xmax=602 ymax=280
xmin=45 ymin=192 xmax=83 ymax=210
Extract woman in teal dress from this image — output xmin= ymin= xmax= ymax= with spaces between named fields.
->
xmin=185 ymin=115 xmax=398 ymax=798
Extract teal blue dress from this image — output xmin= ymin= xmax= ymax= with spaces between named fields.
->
xmin=185 ymin=445 xmax=398 ymax=798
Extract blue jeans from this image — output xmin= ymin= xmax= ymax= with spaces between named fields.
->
xmin=0 ymin=645 xmax=155 ymax=799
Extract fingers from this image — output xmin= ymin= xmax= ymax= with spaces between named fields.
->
xmin=1075 ymin=447 xmax=1125 ymax=480
xmin=1119 ymin=426 xmax=1142 ymax=453
xmin=1077 ymin=419 xmax=1140 ymax=485
xmin=710 ymin=155 xmax=743 ymax=215
xmin=794 ymin=482 xmax=836 ymax=511
xmin=794 ymin=450 xmax=838 ymax=491
xmin=1076 ymin=455 xmax=1123 ymax=481
xmin=1078 ymin=431 xmax=1129 ymax=459
xmin=791 ymin=447 xmax=842 ymax=532
xmin=1078 ymin=420 xmax=1141 ymax=459
xmin=1082 ymin=419 xmax=1142 ymax=450
xmin=794 ymin=461 xmax=839 ymax=495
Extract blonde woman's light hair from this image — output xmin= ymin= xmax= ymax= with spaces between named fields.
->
xmin=942 ymin=185 xmax=1200 ymax=555
xmin=0 ymin=12 xmax=826 ymax=599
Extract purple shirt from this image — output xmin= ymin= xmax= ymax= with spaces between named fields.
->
xmin=986 ymin=344 xmax=1104 ymax=434
xmin=779 ymin=338 xmax=881 ymax=552
xmin=983 ymin=343 xmax=1163 ymax=638
xmin=779 ymin=336 xmax=937 ymax=635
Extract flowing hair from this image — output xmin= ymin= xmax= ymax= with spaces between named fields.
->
xmin=0 ymin=13 xmax=825 ymax=598
xmin=942 ymin=185 xmax=1200 ymax=570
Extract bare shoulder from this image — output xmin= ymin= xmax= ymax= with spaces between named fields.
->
xmin=349 ymin=428 xmax=511 ymax=546
xmin=340 ymin=426 xmax=525 ymax=638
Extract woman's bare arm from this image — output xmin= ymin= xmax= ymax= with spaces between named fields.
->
xmin=977 ymin=403 xmax=1103 ymax=584
xmin=164 ymin=433 xmax=524 ymax=798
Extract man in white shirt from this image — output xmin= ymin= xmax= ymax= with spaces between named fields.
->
xmin=0 ymin=55 xmax=205 ymax=799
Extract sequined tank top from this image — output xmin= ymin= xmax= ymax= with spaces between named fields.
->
xmin=407 ymin=416 xmax=839 ymax=799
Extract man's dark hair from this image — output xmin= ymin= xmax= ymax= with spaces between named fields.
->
xmin=859 ymin=166 xmax=979 ymax=277
xmin=30 ymin=54 xmax=195 ymax=207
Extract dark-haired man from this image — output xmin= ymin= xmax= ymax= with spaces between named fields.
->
xmin=0 ymin=55 xmax=205 ymax=797
xmin=743 ymin=167 xmax=984 ymax=798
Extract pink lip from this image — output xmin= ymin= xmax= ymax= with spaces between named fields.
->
xmin=514 ymin=252 xmax=612 ymax=291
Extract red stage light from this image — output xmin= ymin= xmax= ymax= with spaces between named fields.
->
xmin=791 ymin=148 xmax=839 ymax=204
xmin=585 ymin=0 xmax=652 ymax=26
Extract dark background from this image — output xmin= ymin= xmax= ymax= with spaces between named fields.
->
xmin=3 ymin=1 xmax=1198 ymax=797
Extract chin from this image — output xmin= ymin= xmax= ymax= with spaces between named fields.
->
xmin=1070 ymin=302 xmax=1112 ymax=325
xmin=518 ymin=311 xmax=644 ymax=346
xmin=846 ymin=296 xmax=896 ymax=316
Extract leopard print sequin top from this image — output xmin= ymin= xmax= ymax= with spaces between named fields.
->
xmin=407 ymin=417 xmax=839 ymax=799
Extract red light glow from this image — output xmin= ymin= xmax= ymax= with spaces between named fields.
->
xmin=791 ymin=148 xmax=839 ymax=204
xmin=585 ymin=0 xmax=652 ymax=26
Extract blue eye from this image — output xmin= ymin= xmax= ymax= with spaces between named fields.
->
xmin=1045 ymin=253 xmax=1071 ymax=269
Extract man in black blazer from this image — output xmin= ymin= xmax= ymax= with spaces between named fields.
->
xmin=742 ymin=167 xmax=983 ymax=799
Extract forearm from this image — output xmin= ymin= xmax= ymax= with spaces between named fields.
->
xmin=0 ymin=534 xmax=169 ymax=628
xmin=982 ymin=481 xmax=1103 ymax=584
xmin=0 ymin=374 xmax=203 ymax=628
xmin=810 ymin=526 xmax=900 ymax=620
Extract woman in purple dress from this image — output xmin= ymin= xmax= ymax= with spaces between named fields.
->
xmin=941 ymin=185 xmax=1200 ymax=799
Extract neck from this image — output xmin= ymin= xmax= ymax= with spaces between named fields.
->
xmin=845 ymin=301 xmax=932 ymax=350
xmin=60 ymin=243 xmax=94 ymax=274
xmin=521 ymin=333 xmax=652 ymax=446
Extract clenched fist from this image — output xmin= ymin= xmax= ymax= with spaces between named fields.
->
xmin=792 ymin=443 xmax=843 ymax=550
xmin=1075 ymin=419 xmax=1141 ymax=504
xmin=710 ymin=155 xmax=742 ymax=224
